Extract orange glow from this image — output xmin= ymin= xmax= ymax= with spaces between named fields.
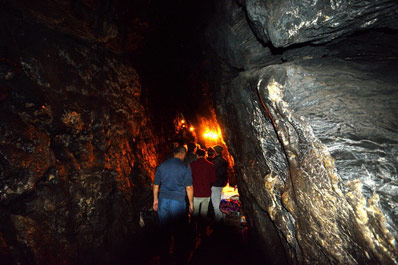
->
xmin=181 ymin=119 xmax=185 ymax=124
xmin=196 ymin=109 xmax=234 ymax=167
xmin=199 ymin=120 xmax=223 ymax=145
xmin=197 ymin=112 xmax=223 ymax=144
xmin=203 ymin=130 xmax=218 ymax=140
xmin=189 ymin=126 xmax=195 ymax=132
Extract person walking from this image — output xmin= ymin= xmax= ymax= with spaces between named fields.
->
xmin=189 ymin=148 xmax=216 ymax=237
xmin=211 ymin=145 xmax=229 ymax=223
xmin=206 ymin=147 xmax=215 ymax=163
xmin=184 ymin=142 xmax=198 ymax=164
xmin=153 ymin=145 xmax=194 ymax=264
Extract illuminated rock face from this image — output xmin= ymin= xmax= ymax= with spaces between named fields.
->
xmin=0 ymin=5 xmax=158 ymax=264
xmin=209 ymin=0 xmax=398 ymax=264
xmin=239 ymin=0 xmax=398 ymax=47
xmin=218 ymin=59 xmax=398 ymax=264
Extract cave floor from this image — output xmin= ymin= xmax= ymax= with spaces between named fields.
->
xmin=113 ymin=214 xmax=257 ymax=265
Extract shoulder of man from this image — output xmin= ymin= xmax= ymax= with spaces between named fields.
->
xmin=163 ymin=157 xmax=181 ymax=167
xmin=205 ymin=158 xmax=215 ymax=166
xmin=190 ymin=158 xmax=199 ymax=166
xmin=213 ymin=155 xmax=223 ymax=163
xmin=161 ymin=157 xmax=173 ymax=165
xmin=222 ymin=157 xmax=228 ymax=165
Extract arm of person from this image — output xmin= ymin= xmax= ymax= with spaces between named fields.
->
xmin=153 ymin=166 xmax=162 ymax=211
xmin=153 ymin=184 xmax=159 ymax=211
xmin=183 ymin=164 xmax=194 ymax=213
xmin=186 ymin=185 xmax=194 ymax=213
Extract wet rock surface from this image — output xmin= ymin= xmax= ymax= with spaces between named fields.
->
xmin=207 ymin=0 xmax=398 ymax=264
xmin=0 ymin=5 xmax=158 ymax=265
xmin=1 ymin=0 xmax=398 ymax=264
xmin=240 ymin=0 xmax=398 ymax=47
xmin=217 ymin=58 xmax=398 ymax=264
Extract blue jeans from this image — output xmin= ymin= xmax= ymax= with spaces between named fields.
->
xmin=157 ymin=199 xmax=189 ymax=262
xmin=158 ymin=198 xmax=187 ymax=226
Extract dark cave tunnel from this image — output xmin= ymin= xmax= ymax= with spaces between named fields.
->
xmin=0 ymin=0 xmax=398 ymax=265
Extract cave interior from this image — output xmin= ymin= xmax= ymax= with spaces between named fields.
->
xmin=0 ymin=0 xmax=398 ymax=265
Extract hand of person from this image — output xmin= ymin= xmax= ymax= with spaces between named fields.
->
xmin=189 ymin=203 xmax=194 ymax=213
xmin=153 ymin=200 xmax=158 ymax=211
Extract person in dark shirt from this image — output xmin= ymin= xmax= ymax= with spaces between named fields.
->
xmin=211 ymin=145 xmax=229 ymax=222
xmin=207 ymin=147 xmax=215 ymax=162
xmin=153 ymin=146 xmax=193 ymax=263
xmin=184 ymin=142 xmax=198 ymax=164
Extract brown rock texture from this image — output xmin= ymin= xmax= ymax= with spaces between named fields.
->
xmin=0 ymin=2 xmax=159 ymax=264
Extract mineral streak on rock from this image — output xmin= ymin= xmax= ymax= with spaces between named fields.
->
xmin=217 ymin=58 xmax=398 ymax=264
xmin=242 ymin=0 xmax=398 ymax=47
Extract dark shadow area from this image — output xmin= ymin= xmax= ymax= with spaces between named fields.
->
xmin=133 ymin=0 xmax=214 ymax=134
xmin=109 ymin=213 xmax=258 ymax=265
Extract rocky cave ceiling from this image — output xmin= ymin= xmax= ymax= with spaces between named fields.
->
xmin=0 ymin=0 xmax=398 ymax=265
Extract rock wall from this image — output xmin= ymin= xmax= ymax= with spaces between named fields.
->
xmin=217 ymin=59 xmax=398 ymax=265
xmin=0 ymin=2 xmax=158 ymax=264
xmin=240 ymin=0 xmax=398 ymax=47
xmin=207 ymin=0 xmax=398 ymax=264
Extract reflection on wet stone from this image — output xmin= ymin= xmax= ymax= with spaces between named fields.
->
xmin=216 ymin=59 xmax=398 ymax=264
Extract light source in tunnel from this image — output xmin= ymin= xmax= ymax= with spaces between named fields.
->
xmin=197 ymin=113 xmax=235 ymax=171
xmin=197 ymin=112 xmax=227 ymax=147
xmin=203 ymin=130 xmax=219 ymax=140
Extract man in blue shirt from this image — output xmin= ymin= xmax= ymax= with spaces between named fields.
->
xmin=153 ymin=146 xmax=194 ymax=222
xmin=153 ymin=145 xmax=193 ymax=263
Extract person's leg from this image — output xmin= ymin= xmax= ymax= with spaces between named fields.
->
xmin=193 ymin=197 xmax=201 ymax=218
xmin=211 ymin=186 xmax=223 ymax=222
xmin=192 ymin=197 xmax=209 ymax=240
xmin=169 ymin=199 xmax=187 ymax=222
xmin=158 ymin=199 xmax=172 ymax=264
xmin=158 ymin=198 xmax=171 ymax=226
xmin=169 ymin=200 xmax=187 ymax=263
xmin=200 ymin=197 xmax=210 ymax=220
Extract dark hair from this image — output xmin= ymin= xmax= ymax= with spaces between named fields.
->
xmin=207 ymin=147 xmax=215 ymax=157
xmin=196 ymin=148 xmax=206 ymax=157
xmin=173 ymin=146 xmax=187 ymax=155
xmin=187 ymin=142 xmax=197 ymax=153
xmin=214 ymin=145 xmax=223 ymax=154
